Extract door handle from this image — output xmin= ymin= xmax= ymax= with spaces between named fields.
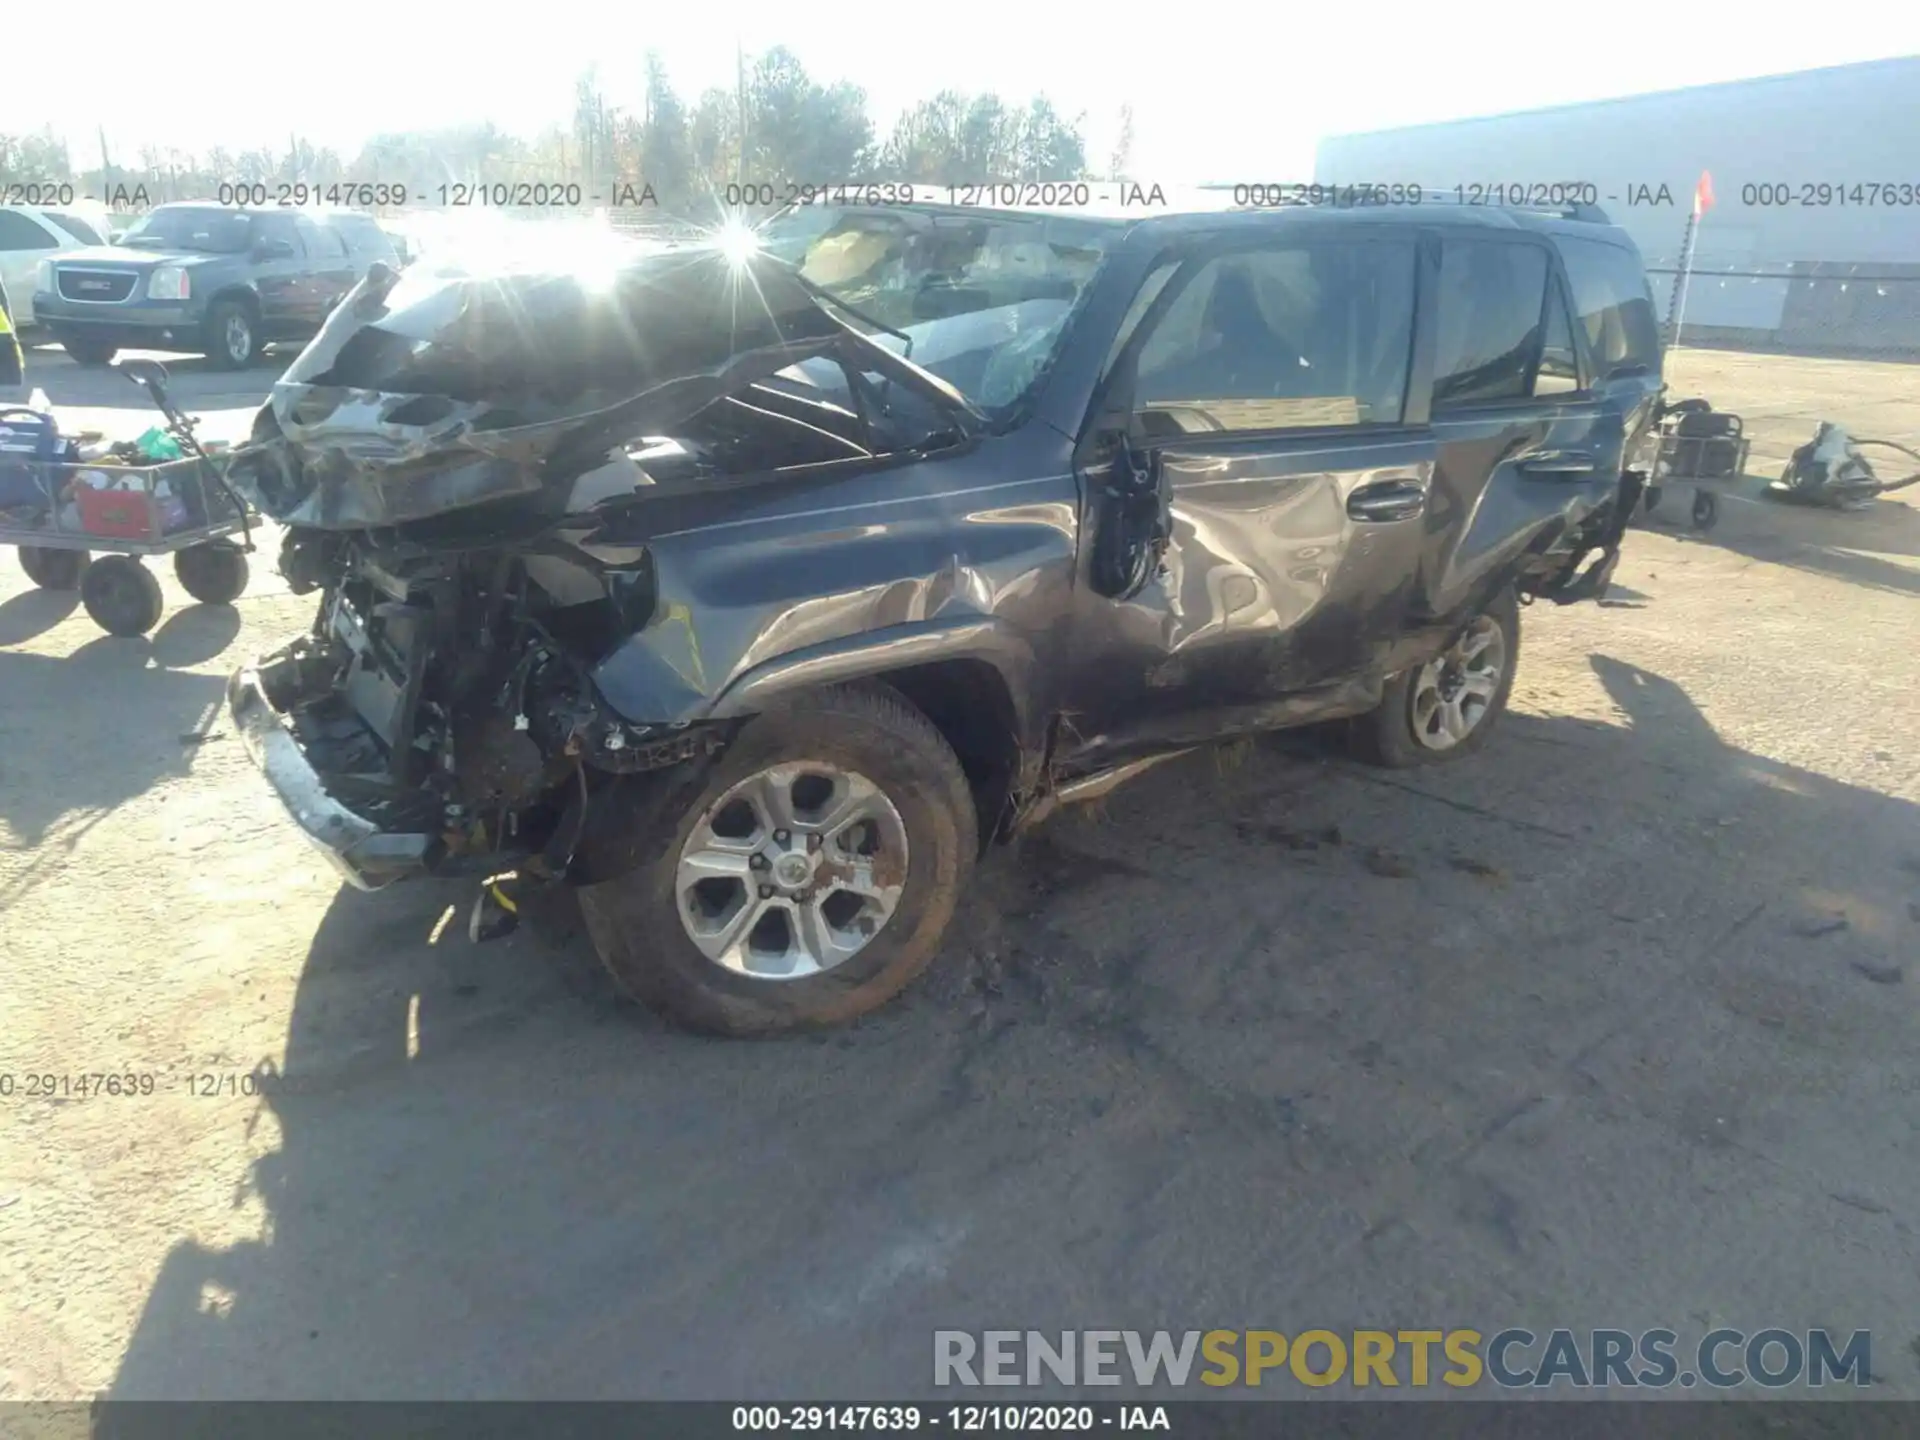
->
xmin=1346 ymin=480 xmax=1426 ymax=523
xmin=1517 ymin=451 xmax=1597 ymax=478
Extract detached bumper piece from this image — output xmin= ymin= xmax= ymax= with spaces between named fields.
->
xmin=227 ymin=665 xmax=433 ymax=891
xmin=1532 ymin=470 xmax=1646 ymax=607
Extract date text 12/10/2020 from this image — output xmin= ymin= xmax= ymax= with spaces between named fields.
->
xmin=0 ymin=1071 xmax=287 ymax=1100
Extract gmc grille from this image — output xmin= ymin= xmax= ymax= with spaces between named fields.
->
xmin=57 ymin=269 xmax=139 ymax=303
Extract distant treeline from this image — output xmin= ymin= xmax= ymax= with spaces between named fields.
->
xmin=1 ymin=49 xmax=1135 ymax=219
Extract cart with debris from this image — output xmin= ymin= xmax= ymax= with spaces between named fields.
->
xmin=0 ymin=360 xmax=255 ymax=636
xmin=1641 ymin=398 xmax=1749 ymax=533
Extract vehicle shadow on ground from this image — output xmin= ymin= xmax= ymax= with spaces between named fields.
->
xmin=0 ymin=586 xmax=79 ymax=645
xmin=100 ymin=661 xmax=1920 ymax=1405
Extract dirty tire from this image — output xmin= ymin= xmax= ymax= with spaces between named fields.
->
xmin=174 ymin=541 xmax=249 ymax=604
xmin=577 ymin=682 xmax=977 ymax=1037
xmin=203 ymin=299 xmax=257 ymax=370
xmin=60 ymin=336 xmax=117 ymax=367
xmin=80 ymin=555 xmax=164 ymax=636
xmin=18 ymin=545 xmax=89 ymax=590
xmin=1349 ymin=586 xmax=1520 ymax=769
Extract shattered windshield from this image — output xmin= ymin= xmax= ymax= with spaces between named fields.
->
xmin=759 ymin=205 xmax=1115 ymax=423
xmin=119 ymin=206 xmax=254 ymax=253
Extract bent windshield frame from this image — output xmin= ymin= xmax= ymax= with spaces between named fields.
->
xmin=758 ymin=204 xmax=1117 ymax=428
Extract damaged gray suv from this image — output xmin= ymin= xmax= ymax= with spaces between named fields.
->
xmin=224 ymin=198 xmax=1662 ymax=1035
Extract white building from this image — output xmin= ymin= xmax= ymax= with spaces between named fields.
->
xmin=1314 ymin=56 xmax=1920 ymax=352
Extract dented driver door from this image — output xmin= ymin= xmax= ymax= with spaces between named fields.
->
xmin=1060 ymin=234 xmax=1435 ymax=768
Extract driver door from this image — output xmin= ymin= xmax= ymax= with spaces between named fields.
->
xmin=1059 ymin=232 xmax=1436 ymax=767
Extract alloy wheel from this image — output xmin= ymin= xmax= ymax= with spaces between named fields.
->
xmin=674 ymin=762 xmax=909 ymax=980
xmin=1409 ymin=615 xmax=1507 ymax=751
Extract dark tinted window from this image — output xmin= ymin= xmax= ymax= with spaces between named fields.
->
xmin=254 ymin=212 xmax=301 ymax=252
xmin=120 ymin=207 xmax=252 ymax=253
xmin=1433 ymin=240 xmax=1550 ymax=408
xmin=1556 ymin=236 xmax=1660 ymax=374
xmin=1536 ymin=287 xmax=1581 ymax=394
xmin=0 ymin=210 xmax=57 ymax=250
xmin=335 ymin=215 xmax=393 ymax=257
xmin=43 ymin=211 xmax=103 ymax=245
xmin=1132 ymin=240 xmax=1416 ymax=434
xmin=297 ymin=217 xmax=349 ymax=258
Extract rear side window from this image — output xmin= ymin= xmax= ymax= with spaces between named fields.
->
xmin=336 ymin=216 xmax=392 ymax=256
xmin=0 ymin=210 xmax=57 ymax=250
xmin=1555 ymin=236 xmax=1661 ymax=374
xmin=1131 ymin=239 xmax=1416 ymax=435
xmin=44 ymin=211 xmax=104 ymax=245
xmin=1432 ymin=239 xmax=1551 ymax=408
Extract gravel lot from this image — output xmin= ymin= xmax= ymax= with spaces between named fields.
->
xmin=1 ymin=343 xmax=1917 ymax=1402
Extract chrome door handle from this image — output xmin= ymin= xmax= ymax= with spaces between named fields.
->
xmin=1517 ymin=451 xmax=1597 ymax=478
xmin=1346 ymin=480 xmax=1426 ymax=522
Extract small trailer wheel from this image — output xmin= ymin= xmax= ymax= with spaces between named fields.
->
xmin=175 ymin=542 xmax=250 ymax=605
xmin=81 ymin=556 xmax=165 ymax=636
xmin=1690 ymin=489 xmax=1719 ymax=532
xmin=18 ymin=545 xmax=90 ymax=591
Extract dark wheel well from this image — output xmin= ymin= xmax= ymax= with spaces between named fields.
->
xmin=873 ymin=659 xmax=1023 ymax=852
xmin=208 ymin=287 xmax=260 ymax=319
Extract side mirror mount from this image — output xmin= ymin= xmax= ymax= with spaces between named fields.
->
xmin=255 ymin=238 xmax=296 ymax=261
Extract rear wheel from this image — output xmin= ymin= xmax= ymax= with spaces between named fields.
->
xmin=18 ymin=545 xmax=89 ymax=590
xmin=1349 ymin=587 xmax=1520 ymax=768
xmin=60 ymin=335 xmax=118 ymax=367
xmin=80 ymin=555 xmax=164 ymax=636
xmin=175 ymin=541 xmax=249 ymax=604
xmin=577 ymin=682 xmax=977 ymax=1037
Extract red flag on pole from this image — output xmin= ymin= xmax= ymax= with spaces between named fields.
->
xmin=1694 ymin=170 xmax=1715 ymax=217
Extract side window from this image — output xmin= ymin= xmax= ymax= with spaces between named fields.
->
xmin=1535 ymin=285 xmax=1581 ymax=395
xmin=1555 ymin=236 xmax=1661 ymax=375
xmin=0 ymin=211 xmax=59 ymax=251
xmin=43 ymin=211 xmax=104 ymax=246
xmin=1131 ymin=240 xmax=1416 ymax=435
xmin=297 ymin=217 xmax=349 ymax=259
xmin=1432 ymin=240 xmax=1550 ymax=408
xmin=255 ymin=213 xmax=302 ymax=254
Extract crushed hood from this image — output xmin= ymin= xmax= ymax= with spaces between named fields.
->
xmin=225 ymin=247 xmax=854 ymax=530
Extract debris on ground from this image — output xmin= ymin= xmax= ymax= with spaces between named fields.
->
xmin=1851 ymin=961 xmax=1904 ymax=986
xmin=1790 ymin=913 xmax=1849 ymax=939
xmin=1829 ymin=1192 xmax=1891 ymax=1214
xmin=1235 ymin=821 xmax=1343 ymax=851
xmin=1447 ymin=856 xmax=1510 ymax=885
xmin=178 ymin=729 xmax=226 ymax=746
xmin=1363 ymin=847 xmax=1414 ymax=879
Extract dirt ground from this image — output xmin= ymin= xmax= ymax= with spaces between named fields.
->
xmin=1 ymin=344 xmax=1917 ymax=1402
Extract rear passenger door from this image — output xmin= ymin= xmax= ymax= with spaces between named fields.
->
xmin=1413 ymin=231 xmax=1630 ymax=628
xmin=1063 ymin=230 xmax=1435 ymax=764
xmin=294 ymin=216 xmax=355 ymax=328
xmin=250 ymin=212 xmax=309 ymax=335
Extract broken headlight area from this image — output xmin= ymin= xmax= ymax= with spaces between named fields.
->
xmin=239 ymin=542 xmax=730 ymax=890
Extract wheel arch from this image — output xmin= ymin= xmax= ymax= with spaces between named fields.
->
xmin=699 ymin=619 xmax=1039 ymax=851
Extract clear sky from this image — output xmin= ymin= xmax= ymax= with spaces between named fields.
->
xmin=5 ymin=1 xmax=1917 ymax=182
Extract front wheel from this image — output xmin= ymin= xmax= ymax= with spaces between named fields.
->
xmin=1349 ymin=587 xmax=1520 ymax=768
xmin=203 ymin=300 xmax=258 ymax=370
xmin=577 ymin=682 xmax=977 ymax=1037
xmin=80 ymin=555 xmax=165 ymax=636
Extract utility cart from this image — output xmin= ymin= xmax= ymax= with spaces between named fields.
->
xmin=0 ymin=360 xmax=255 ymax=636
xmin=1642 ymin=398 xmax=1750 ymax=533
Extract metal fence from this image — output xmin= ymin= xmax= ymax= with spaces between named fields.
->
xmin=1645 ymin=257 xmax=1920 ymax=357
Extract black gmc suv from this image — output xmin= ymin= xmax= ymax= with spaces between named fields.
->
xmin=222 ymin=197 xmax=1664 ymax=1035
xmin=32 ymin=203 xmax=399 ymax=369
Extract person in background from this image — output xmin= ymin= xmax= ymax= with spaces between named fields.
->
xmin=0 ymin=272 xmax=25 ymax=399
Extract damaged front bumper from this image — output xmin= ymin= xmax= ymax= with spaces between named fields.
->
xmin=227 ymin=665 xmax=434 ymax=892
